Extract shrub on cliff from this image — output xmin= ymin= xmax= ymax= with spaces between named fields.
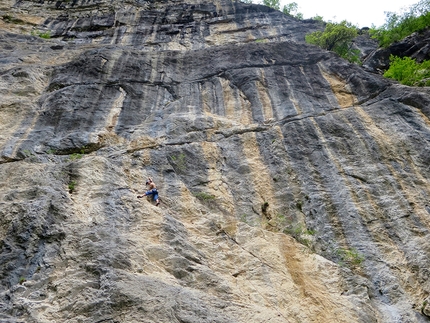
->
xmin=262 ymin=0 xmax=281 ymax=10
xmin=305 ymin=21 xmax=361 ymax=63
xmin=384 ymin=55 xmax=430 ymax=86
xmin=243 ymin=0 xmax=303 ymax=19
xmin=281 ymin=2 xmax=303 ymax=19
xmin=370 ymin=0 xmax=430 ymax=47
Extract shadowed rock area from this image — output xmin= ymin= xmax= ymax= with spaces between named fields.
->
xmin=1 ymin=1 xmax=430 ymax=322
xmin=364 ymin=28 xmax=430 ymax=73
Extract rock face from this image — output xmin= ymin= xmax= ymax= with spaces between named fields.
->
xmin=363 ymin=28 xmax=430 ymax=73
xmin=1 ymin=1 xmax=430 ymax=322
xmin=352 ymin=32 xmax=379 ymax=61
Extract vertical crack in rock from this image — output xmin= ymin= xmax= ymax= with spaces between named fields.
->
xmin=256 ymin=69 xmax=274 ymax=122
xmin=106 ymin=86 xmax=126 ymax=132
xmin=240 ymin=131 xmax=276 ymax=219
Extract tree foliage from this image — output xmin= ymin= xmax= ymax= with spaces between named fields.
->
xmin=262 ymin=0 xmax=280 ymax=10
xmin=282 ymin=2 xmax=303 ymax=19
xmin=310 ymin=15 xmax=324 ymax=22
xmin=370 ymin=0 xmax=430 ymax=47
xmin=305 ymin=20 xmax=360 ymax=63
xmin=384 ymin=55 xmax=430 ymax=86
xmin=281 ymin=1 xmax=297 ymax=14
xmin=253 ymin=0 xmax=303 ymax=19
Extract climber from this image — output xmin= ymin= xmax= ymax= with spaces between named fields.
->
xmin=137 ymin=177 xmax=160 ymax=206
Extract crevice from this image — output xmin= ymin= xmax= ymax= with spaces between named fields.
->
xmin=341 ymin=172 xmax=369 ymax=183
xmin=0 ymin=157 xmax=22 ymax=164
xmin=53 ymin=142 xmax=103 ymax=155
xmin=217 ymin=227 xmax=276 ymax=270
xmin=213 ymin=124 xmax=268 ymax=139
xmin=45 ymin=79 xmax=179 ymax=93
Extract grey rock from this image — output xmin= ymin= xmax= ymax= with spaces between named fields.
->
xmin=352 ymin=32 xmax=379 ymax=60
xmin=364 ymin=28 xmax=430 ymax=73
xmin=1 ymin=1 xmax=430 ymax=322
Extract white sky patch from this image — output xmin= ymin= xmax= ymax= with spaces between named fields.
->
xmin=280 ymin=0 xmax=419 ymax=28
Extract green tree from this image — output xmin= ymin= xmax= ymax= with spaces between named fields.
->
xmin=282 ymin=2 xmax=303 ymax=19
xmin=384 ymin=55 xmax=430 ymax=86
xmin=305 ymin=20 xmax=360 ymax=63
xmin=282 ymin=1 xmax=297 ymax=14
xmin=310 ymin=15 xmax=324 ymax=22
xmin=257 ymin=0 xmax=303 ymax=19
xmin=370 ymin=0 xmax=430 ymax=47
xmin=262 ymin=0 xmax=280 ymax=10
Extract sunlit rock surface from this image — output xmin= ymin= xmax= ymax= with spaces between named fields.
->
xmin=1 ymin=1 xmax=430 ymax=322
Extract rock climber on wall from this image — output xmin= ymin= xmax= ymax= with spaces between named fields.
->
xmin=137 ymin=177 xmax=160 ymax=206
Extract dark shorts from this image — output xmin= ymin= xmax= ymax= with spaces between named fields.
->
xmin=145 ymin=189 xmax=158 ymax=201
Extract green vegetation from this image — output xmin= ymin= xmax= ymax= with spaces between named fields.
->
xmin=310 ymin=15 xmax=324 ymax=22
xmin=242 ymin=0 xmax=303 ymax=19
xmin=22 ymin=149 xmax=33 ymax=157
xmin=239 ymin=213 xmax=260 ymax=226
xmin=68 ymin=180 xmax=77 ymax=193
xmin=384 ymin=55 xmax=430 ymax=86
xmin=2 ymin=14 xmax=25 ymax=24
xmin=31 ymin=30 xmax=51 ymax=39
xmin=193 ymin=192 xmax=216 ymax=200
xmin=69 ymin=153 xmax=84 ymax=160
xmin=263 ymin=0 xmax=303 ymax=19
xmin=336 ymin=247 xmax=364 ymax=267
xmin=365 ymin=1 xmax=430 ymax=86
xmin=68 ymin=146 xmax=91 ymax=160
xmin=39 ymin=31 xmax=51 ymax=39
xmin=240 ymin=214 xmax=249 ymax=224
xmin=281 ymin=2 xmax=303 ymax=19
xmin=262 ymin=0 xmax=281 ymax=10
xmin=422 ymin=300 xmax=428 ymax=313
xmin=283 ymin=222 xmax=315 ymax=248
xmin=169 ymin=153 xmax=186 ymax=172
xmin=193 ymin=191 xmax=217 ymax=209
xmin=305 ymin=20 xmax=361 ymax=63
xmin=19 ymin=277 xmax=26 ymax=284
xmin=370 ymin=0 xmax=430 ymax=47
xmin=21 ymin=149 xmax=40 ymax=162
xmin=269 ymin=213 xmax=316 ymax=248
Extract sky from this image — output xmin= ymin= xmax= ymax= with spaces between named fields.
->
xmin=280 ymin=0 xmax=419 ymax=28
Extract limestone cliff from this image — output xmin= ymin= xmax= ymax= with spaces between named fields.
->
xmin=1 ymin=1 xmax=430 ymax=322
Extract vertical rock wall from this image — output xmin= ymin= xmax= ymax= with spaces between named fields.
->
xmin=1 ymin=1 xmax=430 ymax=322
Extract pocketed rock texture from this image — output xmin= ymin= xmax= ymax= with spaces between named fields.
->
xmin=1 ymin=1 xmax=430 ymax=323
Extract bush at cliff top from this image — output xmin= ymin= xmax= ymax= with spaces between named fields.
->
xmin=305 ymin=21 xmax=360 ymax=64
xmin=281 ymin=2 xmax=303 ymax=19
xmin=384 ymin=55 xmax=430 ymax=86
xmin=243 ymin=0 xmax=303 ymax=19
xmin=262 ymin=0 xmax=280 ymax=10
xmin=370 ymin=0 xmax=430 ymax=47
